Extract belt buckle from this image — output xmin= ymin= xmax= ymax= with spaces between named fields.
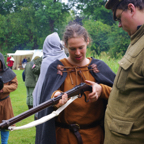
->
xmin=70 ymin=124 xmax=80 ymax=132
xmin=75 ymin=124 xmax=80 ymax=130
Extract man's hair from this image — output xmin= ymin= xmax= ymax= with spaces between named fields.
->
xmin=117 ymin=0 xmax=144 ymax=10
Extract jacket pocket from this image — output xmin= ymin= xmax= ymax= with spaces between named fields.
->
xmin=110 ymin=118 xmax=134 ymax=135
xmin=115 ymin=57 xmax=133 ymax=91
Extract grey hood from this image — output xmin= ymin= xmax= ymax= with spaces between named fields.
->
xmin=0 ymin=53 xmax=16 ymax=83
xmin=43 ymin=32 xmax=64 ymax=59
xmin=33 ymin=32 xmax=67 ymax=109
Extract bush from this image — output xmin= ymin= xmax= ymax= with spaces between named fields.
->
xmin=106 ymin=23 xmax=130 ymax=58
xmin=83 ymin=19 xmax=111 ymax=55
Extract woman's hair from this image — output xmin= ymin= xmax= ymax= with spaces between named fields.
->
xmin=63 ymin=23 xmax=91 ymax=46
xmin=117 ymin=0 xmax=144 ymax=10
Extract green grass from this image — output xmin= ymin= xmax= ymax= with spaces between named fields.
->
xmin=8 ymin=70 xmax=35 ymax=144
xmin=7 ymin=55 xmax=120 ymax=143
xmin=86 ymin=51 xmax=120 ymax=74
xmin=94 ymin=54 xmax=120 ymax=74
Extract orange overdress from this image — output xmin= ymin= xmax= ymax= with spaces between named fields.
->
xmin=54 ymin=58 xmax=111 ymax=144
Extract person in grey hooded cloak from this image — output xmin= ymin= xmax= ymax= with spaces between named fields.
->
xmin=33 ymin=32 xmax=67 ymax=118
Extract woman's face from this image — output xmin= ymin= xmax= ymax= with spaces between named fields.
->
xmin=66 ymin=36 xmax=89 ymax=66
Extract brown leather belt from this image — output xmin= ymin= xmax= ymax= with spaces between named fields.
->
xmin=55 ymin=121 xmax=100 ymax=144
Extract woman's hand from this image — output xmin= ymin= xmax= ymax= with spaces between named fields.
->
xmin=53 ymin=91 xmax=68 ymax=108
xmin=85 ymin=80 xmax=102 ymax=102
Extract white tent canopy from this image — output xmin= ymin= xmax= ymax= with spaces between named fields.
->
xmin=7 ymin=50 xmax=43 ymax=70
xmin=31 ymin=50 xmax=43 ymax=60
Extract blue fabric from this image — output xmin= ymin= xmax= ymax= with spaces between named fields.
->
xmin=0 ymin=130 xmax=9 ymax=144
xmin=22 ymin=58 xmax=27 ymax=64
xmin=22 ymin=70 xmax=25 ymax=82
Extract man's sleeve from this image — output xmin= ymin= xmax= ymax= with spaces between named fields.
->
xmin=32 ymin=58 xmax=42 ymax=75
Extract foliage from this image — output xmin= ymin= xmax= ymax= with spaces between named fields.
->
xmin=94 ymin=51 xmax=121 ymax=73
xmin=0 ymin=0 xmax=71 ymax=53
xmin=86 ymin=50 xmax=120 ymax=73
xmin=57 ymin=10 xmax=76 ymax=39
xmin=69 ymin=0 xmax=115 ymax=26
xmin=0 ymin=0 xmax=131 ymax=59
xmin=84 ymin=20 xmax=111 ymax=55
xmin=106 ymin=23 xmax=130 ymax=58
xmin=84 ymin=19 xmax=130 ymax=58
xmin=67 ymin=0 xmax=130 ymax=58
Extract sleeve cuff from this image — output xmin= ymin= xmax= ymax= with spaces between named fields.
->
xmin=99 ymin=84 xmax=111 ymax=100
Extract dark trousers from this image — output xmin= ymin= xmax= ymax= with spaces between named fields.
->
xmin=28 ymin=105 xmax=33 ymax=109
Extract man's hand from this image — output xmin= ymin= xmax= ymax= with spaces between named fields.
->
xmin=54 ymin=91 xmax=68 ymax=108
xmin=85 ymin=80 xmax=102 ymax=102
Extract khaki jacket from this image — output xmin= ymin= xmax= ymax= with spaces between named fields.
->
xmin=104 ymin=25 xmax=144 ymax=144
xmin=25 ymin=61 xmax=37 ymax=87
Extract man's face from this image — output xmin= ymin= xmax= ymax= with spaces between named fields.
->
xmin=115 ymin=7 xmax=137 ymax=36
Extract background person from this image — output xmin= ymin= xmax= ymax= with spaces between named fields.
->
xmin=35 ymin=24 xmax=115 ymax=144
xmin=0 ymin=53 xmax=18 ymax=144
xmin=22 ymin=57 xmax=27 ymax=69
xmin=6 ymin=56 xmax=11 ymax=68
xmin=104 ymin=0 xmax=144 ymax=144
xmin=27 ymin=57 xmax=30 ymax=62
xmin=6 ymin=56 xmax=14 ymax=69
xmin=31 ymin=56 xmax=42 ymax=82
xmin=9 ymin=57 xmax=15 ymax=69
xmin=33 ymin=32 xmax=67 ymax=119
xmin=24 ymin=56 xmax=42 ymax=110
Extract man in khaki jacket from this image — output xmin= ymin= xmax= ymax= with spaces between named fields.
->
xmin=104 ymin=0 xmax=144 ymax=144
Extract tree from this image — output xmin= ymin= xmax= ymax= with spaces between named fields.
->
xmin=84 ymin=19 xmax=111 ymax=55
xmin=68 ymin=0 xmax=115 ymax=26
xmin=0 ymin=0 xmax=72 ymax=53
xmin=106 ymin=23 xmax=130 ymax=58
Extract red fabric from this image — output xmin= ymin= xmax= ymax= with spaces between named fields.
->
xmin=7 ymin=57 xmax=14 ymax=67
